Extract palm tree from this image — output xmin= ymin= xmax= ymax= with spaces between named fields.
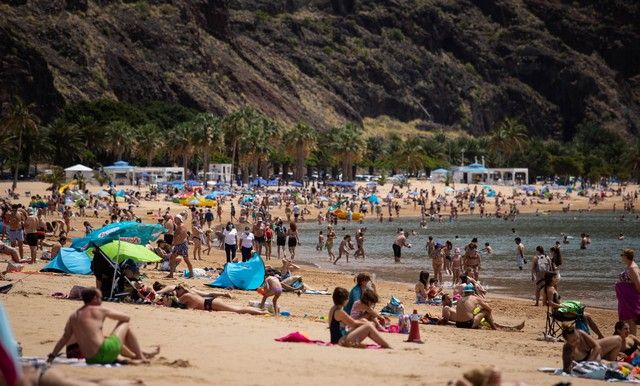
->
xmin=236 ymin=115 xmax=280 ymax=184
xmin=134 ymin=123 xmax=163 ymax=166
xmin=0 ymin=97 xmax=40 ymax=190
xmin=489 ymin=118 xmax=529 ymax=166
xmin=221 ymin=107 xmax=264 ymax=185
xmin=364 ymin=135 xmax=385 ymax=175
xmin=171 ymin=121 xmax=198 ymax=180
xmin=287 ymin=122 xmax=317 ymax=181
xmin=42 ymin=166 xmax=65 ymax=192
xmin=190 ymin=113 xmax=222 ymax=180
xmin=396 ymin=137 xmax=429 ymax=176
xmin=104 ymin=120 xmax=133 ymax=161
xmin=625 ymin=140 xmax=640 ymax=182
xmin=47 ymin=119 xmax=93 ymax=165
xmin=331 ymin=123 xmax=365 ymax=181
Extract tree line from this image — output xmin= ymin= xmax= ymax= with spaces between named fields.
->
xmin=1 ymin=98 xmax=639 ymax=189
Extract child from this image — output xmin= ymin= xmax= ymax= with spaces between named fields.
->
xmin=451 ymin=247 xmax=462 ymax=285
xmin=483 ymin=242 xmax=493 ymax=255
xmin=259 ymin=274 xmax=282 ymax=316
xmin=350 ymin=288 xmax=389 ymax=331
xmin=83 ymin=221 xmax=94 ymax=236
xmin=328 ymin=287 xmax=390 ymax=348
xmin=427 ymin=278 xmax=443 ymax=299
xmin=203 ymin=229 xmax=212 ymax=255
xmin=316 ymin=231 xmax=324 ymax=251
xmin=333 ymin=235 xmax=354 ymax=265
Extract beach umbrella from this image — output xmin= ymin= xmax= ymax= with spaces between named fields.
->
xmin=444 ymin=187 xmax=455 ymax=194
xmin=95 ymin=190 xmax=110 ymax=198
xmin=71 ymin=221 xmax=167 ymax=250
xmin=90 ymin=240 xmax=161 ymax=263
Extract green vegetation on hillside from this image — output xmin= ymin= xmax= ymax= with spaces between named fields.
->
xmin=1 ymin=99 xmax=639 ymax=184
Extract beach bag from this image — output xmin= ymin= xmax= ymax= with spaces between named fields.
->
xmin=380 ymin=296 xmax=404 ymax=316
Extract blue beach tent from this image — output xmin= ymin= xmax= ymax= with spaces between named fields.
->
xmin=206 ymin=253 xmax=265 ymax=290
xmin=42 ymin=248 xmax=92 ymax=275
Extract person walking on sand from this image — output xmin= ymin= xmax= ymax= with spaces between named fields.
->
xmin=24 ymin=209 xmax=40 ymax=263
xmin=7 ymin=204 xmax=27 ymax=261
xmin=167 ymin=215 xmax=193 ymax=278
xmin=48 ymin=287 xmax=159 ymax=365
xmin=392 ymin=230 xmax=411 ymax=263
xmin=531 ymin=246 xmax=552 ymax=306
xmin=515 ymin=237 xmax=526 ymax=270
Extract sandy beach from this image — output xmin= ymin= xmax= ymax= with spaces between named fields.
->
xmin=1 ymin=180 xmax=636 ymax=386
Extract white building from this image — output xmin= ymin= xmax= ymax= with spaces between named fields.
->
xmin=208 ymin=163 xmax=232 ymax=184
xmin=102 ymin=161 xmax=186 ymax=185
xmin=450 ymin=160 xmax=529 ymax=185
xmin=429 ymin=168 xmax=449 ymax=183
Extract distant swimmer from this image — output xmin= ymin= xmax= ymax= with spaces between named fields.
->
xmin=619 ymin=233 xmax=625 ymax=241
xmin=561 ymin=233 xmax=570 ymax=244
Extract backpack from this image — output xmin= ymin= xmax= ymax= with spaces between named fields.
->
xmin=537 ymin=254 xmax=552 ymax=273
xmin=380 ymin=296 xmax=404 ymax=316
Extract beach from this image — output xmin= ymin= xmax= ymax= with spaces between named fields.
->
xmin=1 ymin=180 xmax=637 ymax=385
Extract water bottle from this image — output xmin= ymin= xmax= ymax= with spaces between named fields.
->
xmin=280 ymin=310 xmax=290 ymax=316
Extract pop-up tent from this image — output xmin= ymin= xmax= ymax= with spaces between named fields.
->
xmin=42 ymin=248 xmax=92 ymax=275
xmin=206 ymin=253 xmax=265 ymax=290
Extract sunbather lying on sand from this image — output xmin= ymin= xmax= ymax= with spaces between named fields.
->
xmin=21 ymin=364 xmax=146 ymax=386
xmin=153 ymin=282 xmax=231 ymax=299
xmin=174 ymin=285 xmax=267 ymax=315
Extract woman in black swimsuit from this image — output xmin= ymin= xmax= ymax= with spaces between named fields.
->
xmin=328 ymin=287 xmax=390 ymax=348
xmin=615 ymin=321 xmax=640 ymax=358
xmin=561 ymin=327 xmax=622 ymax=373
xmin=543 ymin=272 xmax=605 ymax=338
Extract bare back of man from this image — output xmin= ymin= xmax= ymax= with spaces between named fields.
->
xmin=49 ymin=288 xmax=159 ymax=365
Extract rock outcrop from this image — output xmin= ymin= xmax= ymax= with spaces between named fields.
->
xmin=0 ymin=0 xmax=638 ymax=138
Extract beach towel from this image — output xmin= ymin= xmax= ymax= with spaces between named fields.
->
xmin=303 ymin=290 xmax=330 ymax=295
xmin=275 ymin=332 xmax=381 ymax=349
xmin=21 ymin=356 xmax=123 ymax=368
xmin=538 ymin=362 xmax=636 ymax=382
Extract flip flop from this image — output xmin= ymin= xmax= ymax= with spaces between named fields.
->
xmin=0 ymin=283 xmax=13 ymax=294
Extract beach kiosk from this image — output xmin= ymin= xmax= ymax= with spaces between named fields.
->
xmin=452 ymin=163 xmax=490 ymax=184
xmin=103 ymin=161 xmax=135 ymax=185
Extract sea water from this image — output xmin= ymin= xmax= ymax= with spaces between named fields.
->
xmin=294 ymin=212 xmax=640 ymax=309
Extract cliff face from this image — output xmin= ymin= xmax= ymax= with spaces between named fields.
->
xmin=0 ymin=0 xmax=638 ymax=139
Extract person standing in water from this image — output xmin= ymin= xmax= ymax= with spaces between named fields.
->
xmin=326 ymin=225 xmax=337 ymax=262
xmin=515 ymin=237 xmax=526 ymax=270
xmin=392 ymin=230 xmax=411 ymax=263
xmin=354 ymin=228 xmax=366 ymax=259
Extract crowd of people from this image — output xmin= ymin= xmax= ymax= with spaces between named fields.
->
xmin=1 ymin=180 xmax=640 ymax=386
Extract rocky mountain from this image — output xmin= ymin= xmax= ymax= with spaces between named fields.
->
xmin=0 ymin=0 xmax=638 ymax=140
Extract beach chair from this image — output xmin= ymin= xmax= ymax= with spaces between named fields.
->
xmin=544 ymin=306 xmax=568 ymax=340
xmin=544 ymin=302 xmax=586 ymax=341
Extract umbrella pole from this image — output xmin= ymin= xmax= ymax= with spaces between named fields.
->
xmin=110 ymin=238 xmax=122 ymax=299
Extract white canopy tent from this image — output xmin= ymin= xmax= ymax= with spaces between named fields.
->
xmin=64 ymin=164 xmax=94 ymax=181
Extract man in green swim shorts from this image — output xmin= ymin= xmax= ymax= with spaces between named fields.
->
xmin=48 ymin=287 xmax=159 ymax=364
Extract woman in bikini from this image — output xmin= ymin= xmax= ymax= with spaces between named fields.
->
xmin=561 ymin=326 xmax=623 ymax=373
xmin=326 ymin=225 xmax=336 ymax=262
xmin=328 ymin=287 xmax=390 ymax=348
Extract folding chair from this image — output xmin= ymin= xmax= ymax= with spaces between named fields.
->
xmin=544 ymin=306 xmax=577 ymax=341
